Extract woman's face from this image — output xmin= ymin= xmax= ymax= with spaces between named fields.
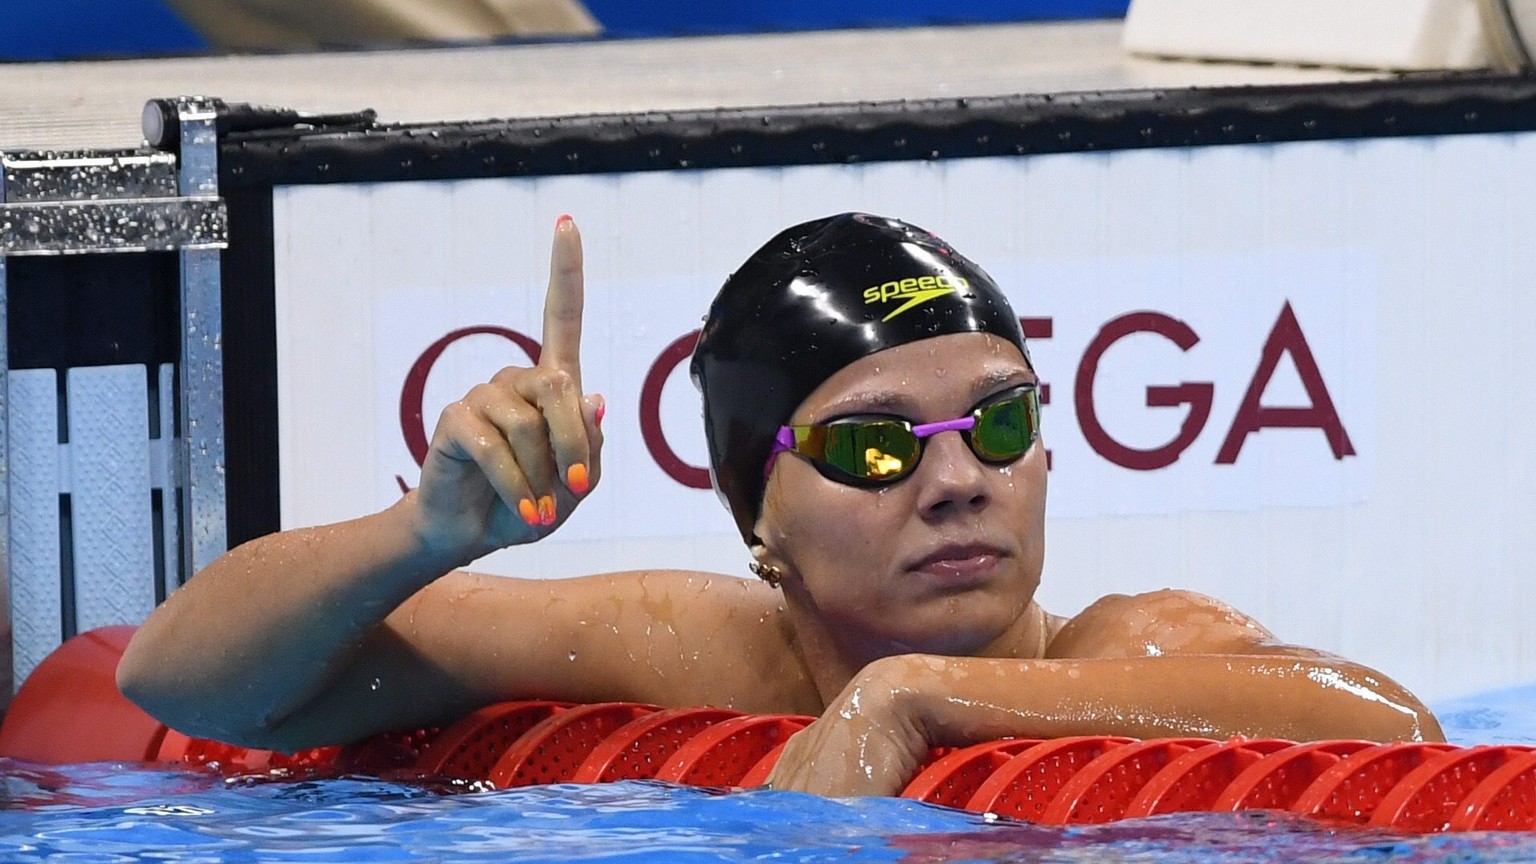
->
xmin=755 ymin=331 xmax=1047 ymax=658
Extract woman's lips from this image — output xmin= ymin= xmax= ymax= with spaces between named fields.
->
xmin=909 ymin=544 xmax=1005 ymax=583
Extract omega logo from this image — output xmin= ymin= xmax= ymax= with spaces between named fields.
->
xmin=394 ymin=301 xmax=1352 ymax=491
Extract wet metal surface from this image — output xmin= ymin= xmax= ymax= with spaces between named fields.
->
xmin=174 ymin=97 xmax=227 ymax=582
xmin=0 ymin=219 xmax=9 ymax=695
xmin=0 ymin=197 xmax=226 ymax=255
xmin=2 ymin=152 xmax=177 ymax=202
xmin=179 ymin=247 xmax=227 ymax=580
xmin=1 ymin=140 xmax=10 ymax=696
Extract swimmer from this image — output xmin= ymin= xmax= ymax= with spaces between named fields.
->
xmin=118 ymin=212 xmax=1442 ymax=797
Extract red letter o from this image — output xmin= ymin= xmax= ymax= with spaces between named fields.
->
xmin=399 ymin=326 xmax=541 ymax=467
xmin=639 ymin=331 xmax=711 ymax=490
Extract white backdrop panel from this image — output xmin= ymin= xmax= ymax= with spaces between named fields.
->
xmin=273 ymin=133 xmax=1536 ymax=702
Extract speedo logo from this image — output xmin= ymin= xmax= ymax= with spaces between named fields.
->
xmin=862 ymin=275 xmax=968 ymax=322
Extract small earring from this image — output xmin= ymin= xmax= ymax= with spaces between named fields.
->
xmin=749 ymin=561 xmax=784 ymax=588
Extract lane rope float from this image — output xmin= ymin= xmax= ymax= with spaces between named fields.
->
xmin=3 ymin=627 xmax=1530 ymax=833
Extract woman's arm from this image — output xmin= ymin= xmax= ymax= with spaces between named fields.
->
xmin=120 ymin=521 xmax=801 ymax=751
xmin=767 ymin=590 xmax=1441 ymax=796
xmin=119 ymin=493 xmax=472 ymax=749
xmin=119 ymin=216 xmax=625 ymax=749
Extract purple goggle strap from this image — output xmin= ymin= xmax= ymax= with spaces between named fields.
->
xmin=764 ymin=415 xmax=977 ymax=479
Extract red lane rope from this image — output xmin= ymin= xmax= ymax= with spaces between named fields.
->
xmin=1122 ymin=737 xmax=1294 ymax=818
xmin=415 ymin=700 xmax=569 ymax=779
xmin=902 ymin=739 xmax=1043 ymax=808
xmin=1 ymin=627 xmax=1529 ymax=833
xmin=653 ymin=714 xmax=813 ymax=786
xmin=1210 ymin=739 xmax=1376 ymax=811
xmin=574 ymin=706 xmax=743 ymax=783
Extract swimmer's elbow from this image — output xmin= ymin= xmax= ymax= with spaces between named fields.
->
xmin=1334 ymin=665 xmax=1445 ymax=744
xmin=115 ymin=651 xmax=205 ymax=740
xmin=116 ymin=639 xmax=284 ymax=749
xmin=1405 ymin=702 xmax=1446 ymax=744
xmin=115 ymin=634 xmax=177 ymax=726
xmin=1364 ymin=666 xmax=1445 ymax=744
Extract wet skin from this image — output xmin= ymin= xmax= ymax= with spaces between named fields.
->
xmin=118 ymin=218 xmax=1443 ymax=798
xmin=753 ymin=331 xmax=1051 ymax=697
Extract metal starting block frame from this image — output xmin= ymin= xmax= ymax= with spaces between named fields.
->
xmin=0 ymin=97 xmax=229 ymax=689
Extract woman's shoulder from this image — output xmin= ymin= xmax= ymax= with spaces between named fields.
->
xmin=1044 ymin=589 xmax=1277 ymax=659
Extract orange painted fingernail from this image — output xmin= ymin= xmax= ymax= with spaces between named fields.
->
xmin=538 ymin=495 xmax=557 ymax=525
xmin=594 ymin=401 xmax=606 ymax=427
xmin=518 ymin=498 xmax=540 ymax=526
xmin=567 ymin=463 xmax=590 ymax=495
xmin=556 ymin=213 xmax=573 ymax=229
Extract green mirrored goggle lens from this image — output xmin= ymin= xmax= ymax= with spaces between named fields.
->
xmin=822 ymin=421 xmax=920 ymax=479
xmin=789 ymin=389 xmax=1039 ymax=483
xmin=971 ymin=393 xmax=1039 ymax=461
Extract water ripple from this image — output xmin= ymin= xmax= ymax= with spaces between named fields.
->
xmin=0 ymin=761 xmax=1534 ymax=862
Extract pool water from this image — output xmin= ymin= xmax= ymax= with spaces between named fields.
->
xmin=1433 ymin=683 xmax=1536 ymax=748
xmin=0 ymin=691 xmax=1532 ymax=864
xmin=9 ymin=767 xmax=1536 ymax=864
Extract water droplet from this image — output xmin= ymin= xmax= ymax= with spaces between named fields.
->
xmin=370 ymin=677 xmax=381 ymax=691
xmin=568 ymin=651 xmax=578 ymax=662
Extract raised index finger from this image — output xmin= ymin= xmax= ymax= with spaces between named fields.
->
xmin=540 ymin=214 xmax=584 ymax=390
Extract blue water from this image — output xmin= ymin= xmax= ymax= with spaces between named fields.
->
xmin=1433 ymin=683 xmax=1536 ymax=748
xmin=8 ymin=767 xmax=1536 ymax=863
xmin=0 ymin=691 xmax=1531 ymax=864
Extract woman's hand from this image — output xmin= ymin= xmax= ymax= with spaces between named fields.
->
xmin=410 ymin=215 xmax=604 ymax=564
xmin=765 ymin=656 xmax=932 ymax=797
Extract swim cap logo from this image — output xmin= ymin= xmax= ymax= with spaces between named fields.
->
xmin=861 ymin=275 xmax=968 ymax=322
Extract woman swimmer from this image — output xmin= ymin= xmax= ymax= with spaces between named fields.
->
xmin=118 ymin=213 xmax=1441 ymax=797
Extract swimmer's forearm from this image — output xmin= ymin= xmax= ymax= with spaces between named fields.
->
xmin=769 ymin=653 xmax=1442 ymax=797
xmin=118 ymin=492 xmax=462 ymax=744
xmin=891 ymin=654 xmax=1443 ymax=746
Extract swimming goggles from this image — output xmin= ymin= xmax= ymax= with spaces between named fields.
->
xmin=765 ymin=386 xmax=1041 ymax=486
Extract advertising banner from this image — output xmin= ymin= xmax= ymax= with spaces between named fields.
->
xmin=273 ymin=133 xmax=1536 ymax=700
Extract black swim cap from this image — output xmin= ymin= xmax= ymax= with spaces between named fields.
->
xmin=690 ymin=213 xmax=1030 ymax=545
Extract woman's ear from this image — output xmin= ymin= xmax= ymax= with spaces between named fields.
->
xmin=747 ymin=536 xmax=787 ymax=588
